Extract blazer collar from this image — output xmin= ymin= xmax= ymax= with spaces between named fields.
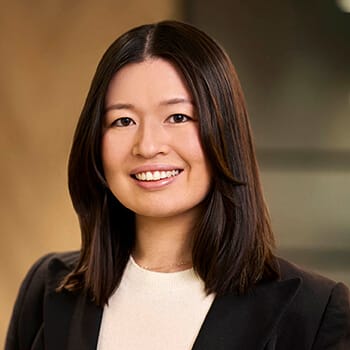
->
xmin=192 ymin=277 xmax=301 ymax=349
xmin=44 ymin=255 xmax=300 ymax=350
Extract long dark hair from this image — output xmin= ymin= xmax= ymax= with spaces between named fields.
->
xmin=59 ymin=20 xmax=279 ymax=306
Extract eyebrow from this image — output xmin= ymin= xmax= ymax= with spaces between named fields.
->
xmin=159 ymin=97 xmax=194 ymax=106
xmin=105 ymin=103 xmax=134 ymax=112
xmin=105 ymin=98 xmax=194 ymax=112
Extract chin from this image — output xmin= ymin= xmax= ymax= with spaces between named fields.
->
xmin=132 ymin=203 xmax=204 ymax=221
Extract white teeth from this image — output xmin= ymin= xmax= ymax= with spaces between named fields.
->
xmin=135 ymin=169 xmax=180 ymax=181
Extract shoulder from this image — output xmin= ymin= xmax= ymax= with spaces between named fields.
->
xmin=5 ymin=251 xmax=80 ymax=349
xmin=274 ymin=257 xmax=350 ymax=348
xmin=14 ymin=251 xmax=79 ymax=305
xmin=31 ymin=250 xmax=79 ymax=273
xmin=276 ymin=256 xmax=350 ymax=316
xmin=277 ymin=256 xmax=349 ymax=312
xmin=277 ymin=256 xmax=338 ymax=294
xmin=20 ymin=251 xmax=80 ymax=290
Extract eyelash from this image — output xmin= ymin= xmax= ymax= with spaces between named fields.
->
xmin=110 ymin=114 xmax=192 ymax=127
xmin=167 ymin=114 xmax=191 ymax=123
xmin=111 ymin=117 xmax=135 ymax=127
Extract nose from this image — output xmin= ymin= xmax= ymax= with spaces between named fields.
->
xmin=132 ymin=121 xmax=169 ymax=158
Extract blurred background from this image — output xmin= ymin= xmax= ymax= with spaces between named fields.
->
xmin=1 ymin=0 xmax=349 ymax=346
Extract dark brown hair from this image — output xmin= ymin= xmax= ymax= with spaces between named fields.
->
xmin=60 ymin=20 xmax=279 ymax=305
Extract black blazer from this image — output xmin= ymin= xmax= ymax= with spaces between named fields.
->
xmin=5 ymin=252 xmax=350 ymax=349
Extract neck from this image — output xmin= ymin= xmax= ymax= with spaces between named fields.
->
xmin=132 ymin=214 xmax=195 ymax=272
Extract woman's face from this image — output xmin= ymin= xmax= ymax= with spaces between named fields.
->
xmin=101 ymin=58 xmax=211 ymax=221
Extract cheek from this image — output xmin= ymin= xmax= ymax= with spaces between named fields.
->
xmin=101 ymin=136 xmax=113 ymax=173
xmin=182 ymin=135 xmax=212 ymax=183
xmin=101 ymin=133 xmax=126 ymax=177
xmin=185 ymin=130 xmax=209 ymax=166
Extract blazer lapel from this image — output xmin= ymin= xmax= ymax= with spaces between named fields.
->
xmin=192 ymin=277 xmax=301 ymax=350
xmin=41 ymin=254 xmax=300 ymax=349
xmin=44 ymin=255 xmax=103 ymax=350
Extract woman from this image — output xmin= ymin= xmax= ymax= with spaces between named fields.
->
xmin=6 ymin=20 xmax=350 ymax=349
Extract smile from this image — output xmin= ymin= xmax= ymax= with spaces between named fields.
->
xmin=133 ymin=170 xmax=181 ymax=181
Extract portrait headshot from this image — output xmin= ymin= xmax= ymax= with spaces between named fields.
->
xmin=2 ymin=2 xmax=350 ymax=349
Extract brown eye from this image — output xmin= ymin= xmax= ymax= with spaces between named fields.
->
xmin=112 ymin=117 xmax=135 ymax=127
xmin=168 ymin=114 xmax=190 ymax=123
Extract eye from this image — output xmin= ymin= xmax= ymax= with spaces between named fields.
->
xmin=111 ymin=117 xmax=136 ymax=127
xmin=167 ymin=114 xmax=191 ymax=124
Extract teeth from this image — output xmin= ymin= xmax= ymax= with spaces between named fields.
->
xmin=135 ymin=170 xmax=180 ymax=181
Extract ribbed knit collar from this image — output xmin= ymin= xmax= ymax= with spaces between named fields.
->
xmin=125 ymin=256 xmax=203 ymax=292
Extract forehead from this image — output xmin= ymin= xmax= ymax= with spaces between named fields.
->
xmin=105 ymin=58 xmax=193 ymax=106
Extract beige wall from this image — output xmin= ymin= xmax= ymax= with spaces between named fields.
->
xmin=0 ymin=1 xmax=182 ymax=346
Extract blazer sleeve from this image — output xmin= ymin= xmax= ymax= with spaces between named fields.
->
xmin=312 ymin=282 xmax=350 ymax=349
xmin=5 ymin=253 xmax=55 ymax=350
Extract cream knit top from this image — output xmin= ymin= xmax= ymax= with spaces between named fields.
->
xmin=97 ymin=256 xmax=215 ymax=350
